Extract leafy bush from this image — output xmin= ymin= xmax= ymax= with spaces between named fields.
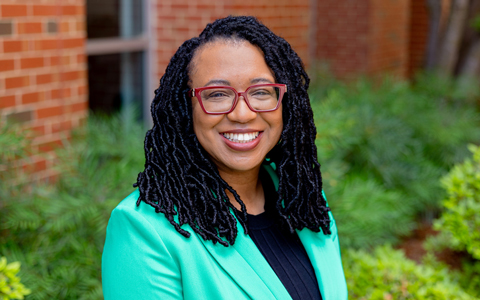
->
xmin=344 ymin=245 xmax=477 ymax=300
xmin=434 ymin=144 xmax=480 ymax=259
xmin=0 ymin=114 xmax=145 ymax=299
xmin=310 ymin=74 xmax=480 ymax=248
xmin=0 ymin=257 xmax=31 ymax=300
xmin=0 ymin=122 xmax=31 ymax=203
xmin=424 ymin=144 xmax=480 ymax=297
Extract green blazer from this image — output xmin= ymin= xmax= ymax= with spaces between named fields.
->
xmin=102 ymin=165 xmax=348 ymax=299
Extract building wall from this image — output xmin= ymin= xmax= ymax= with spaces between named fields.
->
xmin=315 ymin=0 xmax=370 ymax=78
xmin=1 ymin=0 xmax=428 ymax=180
xmin=155 ymin=0 xmax=311 ymax=81
xmin=368 ymin=0 xmax=410 ymax=78
xmin=0 ymin=0 xmax=87 ymax=181
xmin=315 ymin=0 xmax=411 ymax=79
xmin=408 ymin=0 xmax=428 ymax=76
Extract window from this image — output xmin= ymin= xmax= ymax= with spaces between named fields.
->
xmin=86 ymin=0 xmax=154 ymax=122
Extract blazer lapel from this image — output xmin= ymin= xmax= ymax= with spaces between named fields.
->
xmin=198 ymin=224 xmax=292 ymax=300
xmin=297 ymin=219 xmax=348 ymax=300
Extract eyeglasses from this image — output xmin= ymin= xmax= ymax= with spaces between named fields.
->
xmin=188 ymin=83 xmax=287 ymax=115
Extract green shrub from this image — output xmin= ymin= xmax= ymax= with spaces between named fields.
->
xmin=0 ymin=257 xmax=30 ymax=300
xmin=424 ymin=144 xmax=480 ymax=297
xmin=434 ymin=144 xmax=480 ymax=260
xmin=0 ymin=122 xmax=31 ymax=201
xmin=344 ymin=245 xmax=477 ymax=299
xmin=311 ymin=74 xmax=480 ymax=248
xmin=0 ymin=114 xmax=145 ymax=299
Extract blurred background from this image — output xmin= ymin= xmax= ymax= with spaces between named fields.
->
xmin=1 ymin=0 xmax=480 ymax=299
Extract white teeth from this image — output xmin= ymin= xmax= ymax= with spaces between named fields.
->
xmin=222 ymin=132 xmax=260 ymax=143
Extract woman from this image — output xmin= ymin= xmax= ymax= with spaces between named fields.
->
xmin=102 ymin=16 xmax=347 ymax=299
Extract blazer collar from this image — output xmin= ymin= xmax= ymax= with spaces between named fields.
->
xmin=297 ymin=222 xmax=347 ymax=300
xmin=198 ymin=164 xmax=347 ymax=300
xmin=198 ymin=225 xmax=291 ymax=299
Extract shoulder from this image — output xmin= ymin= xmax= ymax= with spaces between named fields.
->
xmin=107 ymin=190 xmax=196 ymax=252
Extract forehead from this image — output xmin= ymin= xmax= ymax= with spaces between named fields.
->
xmin=188 ymin=40 xmax=275 ymax=87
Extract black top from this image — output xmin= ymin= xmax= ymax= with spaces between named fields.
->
xmin=246 ymin=168 xmax=322 ymax=300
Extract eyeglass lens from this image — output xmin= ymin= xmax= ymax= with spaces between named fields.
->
xmin=200 ymin=85 xmax=281 ymax=113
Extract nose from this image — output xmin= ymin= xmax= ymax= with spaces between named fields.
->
xmin=226 ymin=95 xmax=257 ymax=123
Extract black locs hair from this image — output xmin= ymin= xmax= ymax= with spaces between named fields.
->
xmin=134 ymin=16 xmax=331 ymax=247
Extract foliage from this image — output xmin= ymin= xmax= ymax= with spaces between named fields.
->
xmin=458 ymin=260 xmax=480 ymax=298
xmin=310 ymin=73 xmax=480 ymax=248
xmin=0 ymin=114 xmax=145 ymax=300
xmin=0 ymin=257 xmax=31 ymax=300
xmin=0 ymin=122 xmax=31 ymax=194
xmin=423 ymin=145 xmax=480 ymax=298
xmin=434 ymin=144 xmax=480 ymax=259
xmin=471 ymin=15 xmax=480 ymax=32
xmin=344 ymin=245 xmax=477 ymax=300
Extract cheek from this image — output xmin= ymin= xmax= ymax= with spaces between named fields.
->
xmin=191 ymin=102 xmax=223 ymax=141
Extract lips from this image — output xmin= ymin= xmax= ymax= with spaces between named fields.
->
xmin=219 ymin=131 xmax=263 ymax=151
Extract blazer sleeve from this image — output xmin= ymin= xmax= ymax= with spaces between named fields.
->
xmin=102 ymin=205 xmax=182 ymax=299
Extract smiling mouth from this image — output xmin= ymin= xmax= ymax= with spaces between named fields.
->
xmin=222 ymin=132 xmax=260 ymax=143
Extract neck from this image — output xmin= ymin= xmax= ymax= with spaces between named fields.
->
xmin=218 ymin=165 xmax=265 ymax=215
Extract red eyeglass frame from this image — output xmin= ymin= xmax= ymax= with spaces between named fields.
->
xmin=188 ymin=83 xmax=287 ymax=115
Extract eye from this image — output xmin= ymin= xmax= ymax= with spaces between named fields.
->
xmin=207 ymin=91 xmax=230 ymax=98
xmin=252 ymin=89 xmax=271 ymax=96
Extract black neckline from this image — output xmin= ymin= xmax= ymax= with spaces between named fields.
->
xmin=247 ymin=166 xmax=278 ymax=230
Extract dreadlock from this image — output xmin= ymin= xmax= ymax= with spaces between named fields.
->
xmin=134 ymin=16 xmax=331 ymax=247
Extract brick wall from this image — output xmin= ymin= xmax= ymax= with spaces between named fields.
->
xmin=368 ymin=0 xmax=410 ymax=78
xmin=408 ymin=0 xmax=428 ymax=76
xmin=1 ymin=0 xmax=428 ymax=180
xmin=315 ymin=0 xmax=370 ymax=78
xmin=0 ymin=0 xmax=88 ymax=181
xmin=155 ymin=0 xmax=311 ymax=80
xmin=315 ymin=0 xmax=411 ymax=79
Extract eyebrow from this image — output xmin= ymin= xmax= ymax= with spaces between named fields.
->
xmin=204 ymin=77 xmax=273 ymax=87
xmin=204 ymin=79 xmax=230 ymax=86
xmin=250 ymin=77 xmax=274 ymax=84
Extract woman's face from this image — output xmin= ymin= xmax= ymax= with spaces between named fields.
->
xmin=189 ymin=40 xmax=283 ymax=174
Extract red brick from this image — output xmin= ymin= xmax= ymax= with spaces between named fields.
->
xmin=49 ymin=55 xmax=61 ymax=66
xmin=61 ymin=5 xmax=81 ymax=16
xmin=62 ymin=70 xmax=81 ymax=81
xmin=61 ymin=55 xmax=71 ymax=65
xmin=70 ymin=101 xmax=87 ymax=113
xmin=52 ymin=120 xmax=72 ymax=133
xmin=5 ymin=76 xmax=29 ymax=89
xmin=33 ymin=159 xmax=47 ymax=172
xmin=0 ymin=95 xmax=16 ymax=108
xmin=31 ymin=124 xmax=46 ymax=135
xmin=0 ymin=59 xmax=15 ymax=72
xmin=51 ymin=88 xmax=62 ymax=99
xmin=3 ymin=40 xmax=26 ymax=53
xmin=18 ymin=22 xmax=43 ymax=34
xmin=63 ymin=87 xmax=72 ymax=98
xmin=63 ymin=38 xmax=84 ymax=48
xmin=77 ymin=53 xmax=86 ymax=64
xmin=37 ymin=105 xmax=63 ymax=119
xmin=37 ymin=73 xmax=54 ymax=84
xmin=75 ymin=20 xmax=85 ymax=31
xmin=32 ymin=5 xmax=58 ymax=16
xmin=34 ymin=39 xmax=58 ymax=51
xmin=59 ymin=21 xmax=70 ymax=33
xmin=78 ymin=85 xmax=87 ymax=95
xmin=38 ymin=139 xmax=63 ymax=153
xmin=22 ymin=92 xmax=41 ymax=104
xmin=21 ymin=57 xmax=44 ymax=69
xmin=1 ymin=5 xmax=28 ymax=17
